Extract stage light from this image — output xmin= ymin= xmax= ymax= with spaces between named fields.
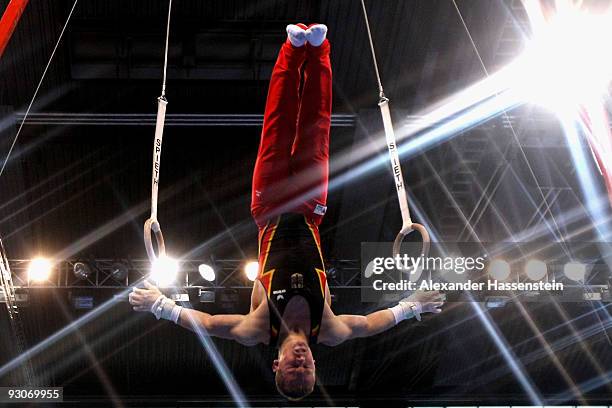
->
xmin=564 ymin=261 xmax=586 ymax=282
xmin=28 ymin=258 xmax=52 ymax=282
xmin=198 ymin=264 xmax=215 ymax=282
xmin=488 ymin=259 xmax=511 ymax=281
xmin=515 ymin=4 xmax=612 ymax=113
xmin=110 ymin=262 xmax=128 ymax=281
xmin=150 ymin=255 xmax=179 ymax=286
xmin=244 ymin=261 xmax=259 ymax=281
xmin=525 ymin=259 xmax=547 ymax=281
xmin=73 ymin=262 xmax=91 ymax=280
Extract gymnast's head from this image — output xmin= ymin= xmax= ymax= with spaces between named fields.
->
xmin=272 ymin=332 xmax=316 ymax=400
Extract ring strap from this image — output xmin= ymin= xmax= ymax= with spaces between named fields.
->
xmin=144 ymin=0 xmax=172 ymax=263
xmin=361 ymin=0 xmax=430 ymax=259
xmin=379 ymin=98 xmax=431 ymax=259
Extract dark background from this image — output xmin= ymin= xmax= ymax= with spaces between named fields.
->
xmin=1 ymin=0 xmax=611 ymax=405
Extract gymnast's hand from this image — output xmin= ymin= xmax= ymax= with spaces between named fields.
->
xmin=129 ymin=280 xmax=163 ymax=312
xmin=404 ymin=290 xmax=445 ymax=314
xmin=389 ymin=290 xmax=445 ymax=323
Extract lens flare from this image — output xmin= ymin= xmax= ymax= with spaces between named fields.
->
xmin=28 ymin=257 xmax=52 ymax=282
xmin=515 ymin=3 xmax=612 ymax=113
xmin=244 ymin=261 xmax=259 ymax=281
xmin=150 ymin=255 xmax=179 ymax=286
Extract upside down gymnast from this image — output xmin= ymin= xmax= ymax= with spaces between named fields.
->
xmin=129 ymin=24 xmax=445 ymax=401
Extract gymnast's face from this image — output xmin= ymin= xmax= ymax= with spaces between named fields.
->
xmin=273 ymin=335 xmax=316 ymax=399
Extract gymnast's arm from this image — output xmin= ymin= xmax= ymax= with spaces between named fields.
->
xmin=129 ymin=280 xmax=264 ymax=346
xmin=319 ymin=290 xmax=445 ymax=346
xmin=176 ymin=308 xmax=264 ymax=346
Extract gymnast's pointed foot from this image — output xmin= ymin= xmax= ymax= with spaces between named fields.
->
xmin=286 ymin=23 xmax=308 ymax=47
xmin=305 ymin=23 xmax=327 ymax=47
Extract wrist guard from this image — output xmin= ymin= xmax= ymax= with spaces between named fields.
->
xmin=388 ymin=301 xmax=422 ymax=324
xmin=151 ymin=295 xmax=183 ymax=324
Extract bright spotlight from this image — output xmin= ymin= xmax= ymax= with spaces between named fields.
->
xmin=514 ymin=5 xmax=612 ymax=113
xmin=198 ymin=264 xmax=215 ymax=282
xmin=73 ymin=262 xmax=92 ymax=280
xmin=525 ymin=259 xmax=547 ymax=281
xmin=150 ymin=255 xmax=179 ymax=286
xmin=28 ymin=258 xmax=52 ymax=282
xmin=244 ymin=261 xmax=259 ymax=281
xmin=564 ymin=261 xmax=586 ymax=282
xmin=488 ymin=259 xmax=511 ymax=281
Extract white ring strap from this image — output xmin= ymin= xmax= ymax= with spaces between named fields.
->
xmin=380 ymin=98 xmax=430 ymax=258
xmin=144 ymin=0 xmax=172 ymax=262
xmin=361 ymin=0 xmax=430 ymax=259
xmin=379 ymin=98 xmax=411 ymax=230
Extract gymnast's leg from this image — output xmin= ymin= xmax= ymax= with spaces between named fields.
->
xmin=291 ymin=26 xmax=332 ymax=226
xmin=251 ymin=29 xmax=307 ymax=228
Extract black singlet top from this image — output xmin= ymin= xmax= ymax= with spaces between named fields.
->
xmin=256 ymin=213 xmax=327 ymax=347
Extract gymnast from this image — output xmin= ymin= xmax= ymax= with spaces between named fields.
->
xmin=130 ymin=24 xmax=444 ymax=401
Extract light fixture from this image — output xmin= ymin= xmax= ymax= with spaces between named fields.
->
xmin=150 ymin=255 xmax=179 ymax=286
xmin=564 ymin=262 xmax=586 ymax=282
xmin=525 ymin=259 xmax=547 ymax=281
xmin=28 ymin=258 xmax=52 ymax=282
xmin=244 ymin=261 xmax=259 ymax=281
xmin=73 ymin=262 xmax=92 ymax=280
xmin=198 ymin=263 xmax=215 ymax=282
xmin=111 ymin=262 xmax=128 ymax=281
xmin=326 ymin=266 xmax=337 ymax=279
xmin=515 ymin=3 xmax=612 ymax=114
xmin=488 ymin=259 xmax=511 ymax=281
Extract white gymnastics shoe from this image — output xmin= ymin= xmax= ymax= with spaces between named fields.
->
xmin=305 ymin=24 xmax=327 ymax=47
xmin=286 ymin=24 xmax=307 ymax=47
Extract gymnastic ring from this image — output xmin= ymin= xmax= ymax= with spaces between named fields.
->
xmin=392 ymin=223 xmax=430 ymax=261
xmin=144 ymin=218 xmax=166 ymax=262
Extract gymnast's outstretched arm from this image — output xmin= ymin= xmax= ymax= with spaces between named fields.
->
xmin=176 ymin=308 xmax=264 ymax=346
xmin=129 ymin=280 xmax=265 ymax=346
xmin=319 ymin=291 xmax=445 ymax=346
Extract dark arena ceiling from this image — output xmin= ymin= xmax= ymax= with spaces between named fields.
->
xmin=1 ymin=0 xmax=612 ymax=406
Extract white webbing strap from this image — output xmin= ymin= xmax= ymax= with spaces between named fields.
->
xmin=144 ymin=0 xmax=172 ymax=262
xmin=379 ymin=98 xmax=431 ymax=259
xmin=361 ymin=0 xmax=430 ymax=259
xmin=150 ymin=97 xmax=167 ymax=220
xmin=379 ymin=98 xmax=411 ymax=230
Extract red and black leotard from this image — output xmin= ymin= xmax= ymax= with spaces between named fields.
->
xmin=251 ymin=37 xmax=331 ymax=347
xmin=257 ymin=213 xmax=327 ymax=347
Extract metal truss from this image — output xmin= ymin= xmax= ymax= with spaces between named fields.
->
xmin=3 ymin=258 xmax=361 ymax=290
xmin=2 ymin=258 xmax=608 ymax=304
xmin=0 ymin=240 xmax=35 ymax=385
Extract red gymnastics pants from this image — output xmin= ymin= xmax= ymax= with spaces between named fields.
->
xmin=251 ymin=38 xmax=332 ymax=229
